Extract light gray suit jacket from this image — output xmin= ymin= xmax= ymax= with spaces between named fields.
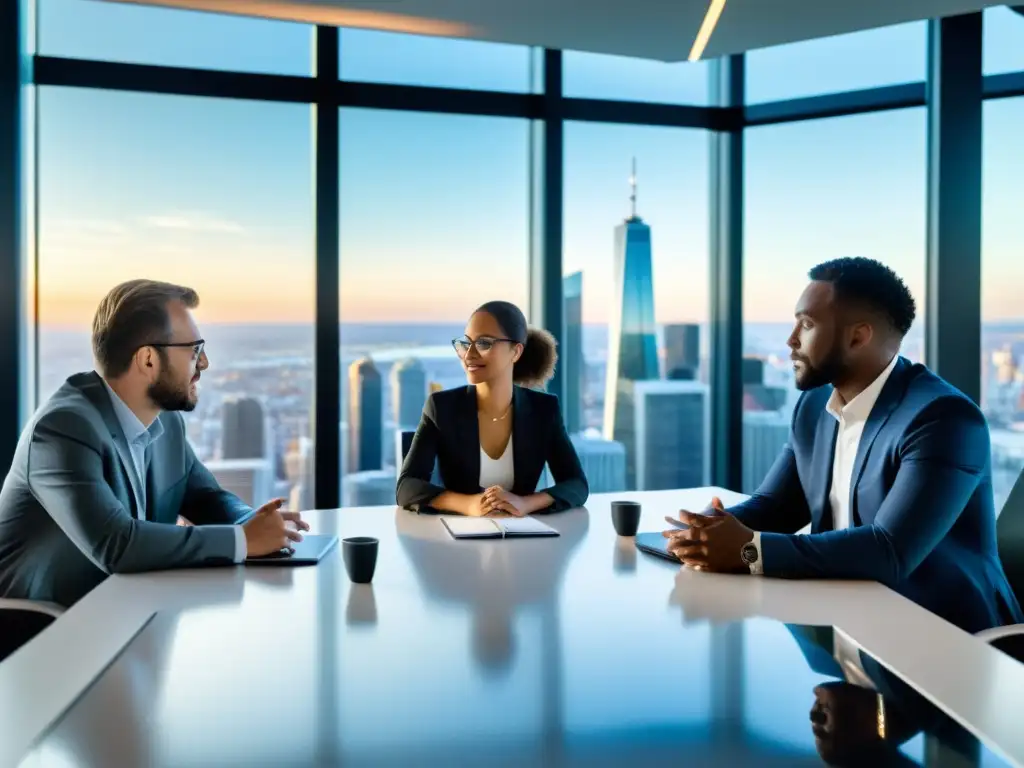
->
xmin=0 ymin=371 xmax=253 ymax=607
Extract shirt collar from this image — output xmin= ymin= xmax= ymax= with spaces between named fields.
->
xmin=100 ymin=376 xmax=165 ymax=446
xmin=826 ymin=354 xmax=900 ymax=424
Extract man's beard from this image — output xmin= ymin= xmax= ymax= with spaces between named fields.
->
xmin=794 ymin=344 xmax=847 ymax=391
xmin=148 ymin=369 xmax=195 ymax=412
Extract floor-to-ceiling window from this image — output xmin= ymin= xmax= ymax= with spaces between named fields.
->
xmin=36 ymin=87 xmax=315 ymax=509
xmin=14 ymin=1 xmax=1024 ymax=513
xmin=741 ymin=24 xmax=928 ymax=495
xmin=337 ymin=108 xmax=530 ymax=505
xmin=742 ymin=108 xmax=926 ymax=493
xmin=562 ymin=121 xmax=709 ymax=493
xmin=980 ymin=7 xmax=1024 ymax=514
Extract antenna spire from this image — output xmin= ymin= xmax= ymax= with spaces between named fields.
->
xmin=629 ymin=157 xmax=637 ymax=219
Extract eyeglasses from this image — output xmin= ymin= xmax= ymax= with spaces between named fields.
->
xmin=145 ymin=339 xmax=206 ymax=360
xmin=452 ymin=336 xmax=516 ymax=357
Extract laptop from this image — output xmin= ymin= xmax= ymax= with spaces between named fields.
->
xmin=634 ymin=531 xmax=680 ymax=564
xmin=245 ymin=534 xmax=338 ymax=566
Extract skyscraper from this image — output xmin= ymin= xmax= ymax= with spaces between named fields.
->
xmin=221 ymin=396 xmax=267 ymax=460
xmin=570 ymin=433 xmax=627 ymax=493
xmin=604 ymin=159 xmax=659 ymax=489
xmin=563 ymin=271 xmax=583 ymax=435
xmin=742 ymin=410 xmax=790 ymax=494
xmin=205 ymin=458 xmax=273 ymax=508
xmin=349 ymin=357 xmax=383 ymax=474
xmin=391 ymin=357 xmax=427 ymax=430
xmin=742 ymin=356 xmax=766 ymax=385
xmin=631 ymin=380 xmax=708 ymax=491
xmin=664 ymin=324 xmax=700 ymax=380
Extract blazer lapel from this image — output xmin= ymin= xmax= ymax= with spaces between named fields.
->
xmin=511 ymin=387 xmax=532 ymax=492
xmin=77 ymin=372 xmax=143 ymax=517
xmin=847 ymin=359 xmax=908 ymax=519
xmin=813 ymin=405 xmax=839 ymax=533
xmin=461 ymin=386 xmax=481 ymax=490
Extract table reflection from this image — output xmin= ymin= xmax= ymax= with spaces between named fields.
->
xmin=393 ymin=508 xmax=589 ymax=675
xmin=18 ymin=505 xmax=1012 ymax=768
xmin=789 ymin=624 xmax=989 ymax=767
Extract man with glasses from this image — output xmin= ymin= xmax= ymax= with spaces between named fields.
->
xmin=0 ymin=279 xmax=308 ymax=607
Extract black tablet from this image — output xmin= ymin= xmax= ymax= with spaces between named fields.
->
xmin=245 ymin=534 xmax=338 ymax=566
xmin=634 ymin=531 xmax=679 ymax=563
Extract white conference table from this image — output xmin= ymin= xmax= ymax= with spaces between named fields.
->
xmin=2 ymin=488 xmax=1024 ymax=767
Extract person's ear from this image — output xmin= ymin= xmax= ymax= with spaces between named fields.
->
xmin=136 ymin=346 xmax=157 ymax=373
xmin=848 ymin=322 xmax=873 ymax=352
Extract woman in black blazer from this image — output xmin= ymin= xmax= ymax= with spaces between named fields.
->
xmin=396 ymin=301 xmax=589 ymax=516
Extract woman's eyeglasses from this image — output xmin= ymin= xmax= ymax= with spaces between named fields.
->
xmin=452 ymin=336 xmax=515 ymax=357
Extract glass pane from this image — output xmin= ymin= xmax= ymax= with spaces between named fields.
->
xmin=38 ymin=88 xmax=314 ymax=508
xmin=339 ymin=110 xmax=529 ymax=505
xmin=984 ymin=6 xmax=1024 ymax=76
xmin=39 ymin=0 xmax=312 ymax=76
xmin=563 ymin=53 xmax=708 ymax=105
xmin=743 ymin=108 xmax=926 ymax=493
xmin=339 ymin=29 xmax=534 ymax=92
xmin=563 ymin=122 xmax=710 ymax=493
xmin=746 ymin=22 xmax=926 ymax=104
xmin=982 ymin=97 xmax=1024 ymax=515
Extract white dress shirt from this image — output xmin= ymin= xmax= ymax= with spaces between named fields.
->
xmin=825 ymin=353 xmax=900 ymax=532
xmin=102 ymin=379 xmax=247 ymax=563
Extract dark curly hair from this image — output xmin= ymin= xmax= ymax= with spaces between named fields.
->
xmin=474 ymin=301 xmax=559 ymax=388
xmin=808 ymin=257 xmax=917 ymax=336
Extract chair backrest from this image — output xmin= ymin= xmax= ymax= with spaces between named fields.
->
xmin=997 ymin=469 xmax=1024 ymax=604
xmin=0 ymin=600 xmax=63 ymax=663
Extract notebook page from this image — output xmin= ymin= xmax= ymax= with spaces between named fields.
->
xmin=441 ymin=517 xmax=503 ymax=537
xmin=500 ymin=517 xmax=557 ymax=535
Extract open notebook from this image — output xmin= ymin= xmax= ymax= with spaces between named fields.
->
xmin=440 ymin=516 xmax=560 ymax=539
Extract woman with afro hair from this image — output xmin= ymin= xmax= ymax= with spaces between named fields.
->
xmin=397 ymin=300 xmax=589 ymax=517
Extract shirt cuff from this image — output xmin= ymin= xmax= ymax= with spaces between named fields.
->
xmin=748 ymin=531 xmax=764 ymax=576
xmin=233 ymin=525 xmax=247 ymax=563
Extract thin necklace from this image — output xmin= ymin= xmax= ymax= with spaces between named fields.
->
xmin=481 ymin=403 xmax=512 ymax=422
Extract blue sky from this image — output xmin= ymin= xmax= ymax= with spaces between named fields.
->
xmin=33 ymin=0 xmax=1024 ymax=327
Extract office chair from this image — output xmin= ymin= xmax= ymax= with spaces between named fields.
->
xmin=975 ymin=468 xmax=1024 ymax=662
xmin=0 ymin=599 xmax=64 ymax=663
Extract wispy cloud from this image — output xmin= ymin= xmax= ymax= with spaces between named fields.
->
xmin=141 ymin=212 xmax=245 ymax=234
xmin=48 ymin=218 xmax=129 ymax=236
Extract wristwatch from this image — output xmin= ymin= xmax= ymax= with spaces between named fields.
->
xmin=740 ymin=533 xmax=762 ymax=575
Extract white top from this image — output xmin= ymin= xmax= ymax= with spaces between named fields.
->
xmin=479 ymin=435 xmax=515 ymax=490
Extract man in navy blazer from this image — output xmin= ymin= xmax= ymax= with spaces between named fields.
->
xmin=664 ymin=257 xmax=1023 ymax=634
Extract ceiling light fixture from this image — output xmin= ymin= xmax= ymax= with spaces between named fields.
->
xmin=688 ymin=0 xmax=728 ymax=61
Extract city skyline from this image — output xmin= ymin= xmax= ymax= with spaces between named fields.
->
xmin=19 ymin=0 xmax=1024 ymax=509
xmin=30 ymin=6 xmax=1024 ymax=326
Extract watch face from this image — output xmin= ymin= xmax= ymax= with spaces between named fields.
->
xmin=741 ymin=543 xmax=758 ymax=564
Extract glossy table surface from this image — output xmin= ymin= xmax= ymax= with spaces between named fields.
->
xmin=5 ymin=489 xmax=1024 ymax=767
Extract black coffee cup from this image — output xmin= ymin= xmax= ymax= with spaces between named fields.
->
xmin=611 ymin=501 xmax=642 ymax=537
xmin=342 ymin=537 xmax=379 ymax=583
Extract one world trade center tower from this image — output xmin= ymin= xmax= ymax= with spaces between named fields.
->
xmin=603 ymin=159 xmax=659 ymax=489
